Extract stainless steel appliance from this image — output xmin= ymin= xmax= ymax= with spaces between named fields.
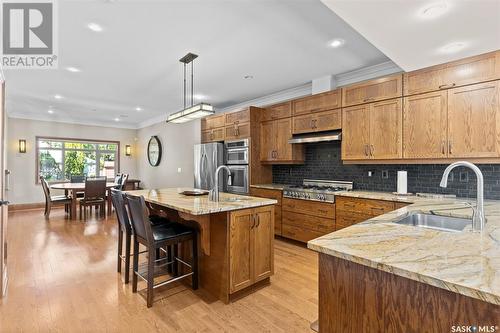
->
xmin=226 ymin=165 xmax=249 ymax=194
xmin=283 ymin=179 xmax=353 ymax=203
xmin=194 ymin=142 xmax=224 ymax=191
xmin=224 ymin=139 xmax=250 ymax=194
xmin=225 ymin=139 xmax=249 ymax=164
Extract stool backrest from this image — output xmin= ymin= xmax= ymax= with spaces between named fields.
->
xmin=125 ymin=194 xmax=153 ymax=243
xmin=111 ymin=189 xmax=131 ymax=233
xmin=117 ymin=173 xmax=129 ymax=190
xmin=84 ymin=177 xmax=106 ymax=200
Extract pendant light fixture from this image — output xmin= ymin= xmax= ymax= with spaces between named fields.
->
xmin=166 ymin=52 xmax=214 ymax=123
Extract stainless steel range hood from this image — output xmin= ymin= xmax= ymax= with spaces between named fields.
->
xmin=288 ymin=131 xmax=342 ymax=144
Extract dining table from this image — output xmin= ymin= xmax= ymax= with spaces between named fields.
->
xmin=50 ymin=182 xmax=118 ymax=219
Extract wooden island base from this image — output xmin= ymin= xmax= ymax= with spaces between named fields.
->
xmin=318 ymin=253 xmax=500 ymax=332
xmin=151 ymin=203 xmax=275 ymax=304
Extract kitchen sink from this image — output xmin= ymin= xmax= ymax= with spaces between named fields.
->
xmin=393 ymin=213 xmax=472 ymax=232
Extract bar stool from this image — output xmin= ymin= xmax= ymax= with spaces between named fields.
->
xmin=125 ymin=194 xmax=198 ymax=308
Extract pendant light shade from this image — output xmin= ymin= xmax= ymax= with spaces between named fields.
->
xmin=166 ymin=53 xmax=214 ymax=123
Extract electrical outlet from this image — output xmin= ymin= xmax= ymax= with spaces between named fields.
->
xmin=368 ymin=171 xmax=373 ymax=177
xmin=382 ymin=170 xmax=389 ymax=179
xmin=177 ymin=167 xmax=182 ymax=173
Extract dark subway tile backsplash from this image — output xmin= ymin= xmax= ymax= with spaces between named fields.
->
xmin=272 ymin=142 xmax=500 ymax=200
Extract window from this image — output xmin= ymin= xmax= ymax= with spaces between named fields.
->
xmin=36 ymin=137 xmax=120 ymax=182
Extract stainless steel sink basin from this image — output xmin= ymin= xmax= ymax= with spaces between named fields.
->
xmin=394 ymin=213 xmax=472 ymax=232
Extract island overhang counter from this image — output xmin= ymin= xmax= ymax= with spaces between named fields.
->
xmin=125 ymin=188 xmax=277 ymax=303
xmin=308 ymin=193 xmax=500 ymax=332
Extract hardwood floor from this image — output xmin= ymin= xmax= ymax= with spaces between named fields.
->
xmin=0 ymin=208 xmax=318 ymax=332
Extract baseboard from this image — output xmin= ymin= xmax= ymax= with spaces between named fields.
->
xmin=9 ymin=202 xmax=45 ymax=211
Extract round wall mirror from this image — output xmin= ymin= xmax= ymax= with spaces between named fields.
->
xmin=147 ymin=136 xmax=162 ymax=167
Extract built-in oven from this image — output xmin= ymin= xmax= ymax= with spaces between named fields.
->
xmin=225 ymin=165 xmax=249 ymax=195
xmin=225 ymin=139 xmax=249 ymax=165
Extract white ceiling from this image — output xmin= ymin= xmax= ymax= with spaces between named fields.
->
xmin=321 ymin=0 xmax=500 ymax=72
xmin=5 ymin=0 xmax=389 ymax=129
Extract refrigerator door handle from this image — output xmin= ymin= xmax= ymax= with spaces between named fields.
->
xmin=5 ymin=170 xmax=10 ymax=191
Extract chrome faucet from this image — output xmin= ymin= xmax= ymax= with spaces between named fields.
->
xmin=209 ymin=165 xmax=232 ymax=202
xmin=439 ymin=161 xmax=485 ymax=232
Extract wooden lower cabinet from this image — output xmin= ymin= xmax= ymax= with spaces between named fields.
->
xmin=335 ymin=196 xmax=408 ymax=230
xmin=249 ymin=187 xmax=282 ymax=235
xmin=229 ymin=206 xmax=274 ymax=293
xmin=282 ymin=198 xmax=335 ymax=242
xmin=319 ymin=254 xmax=500 ymax=332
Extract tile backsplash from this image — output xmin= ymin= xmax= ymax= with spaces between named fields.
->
xmin=272 ymin=142 xmax=500 ymax=200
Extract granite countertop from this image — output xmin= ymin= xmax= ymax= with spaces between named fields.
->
xmin=250 ymin=184 xmax=287 ymax=191
xmin=334 ymin=190 xmax=456 ymax=203
xmin=308 ymin=194 xmax=500 ymax=305
xmin=125 ymin=188 xmax=277 ymax=215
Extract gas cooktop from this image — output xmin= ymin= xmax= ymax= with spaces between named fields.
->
xmin=283 ymin=179 xmax=353 ymax=203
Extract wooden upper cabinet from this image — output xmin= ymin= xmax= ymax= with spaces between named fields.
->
xmin=201 ymin=114 xmax=225 ymax=130
xmin=404 ymin=51 xmax=500 ymax=95
xmin=341 ymin=104 xmax=370 ymax=160
xmin=292 ymin=109 xmax=341 ymax=134
xmin=201 ymin=127 xmax=225 ymax=143
xmin=260 ymin=118 xmax=304 ymax=163
xmin=225 ymin=123 xmax=250 ymax=140
xmin=403 ymin=91 xmax=448 ymax=158
xmin=225 ymin=109 xmax=250 ymax=125
xmin=341 ymin=74 xmax=403 ymax=107
xmin=447 ymin=81 xmax=500 ymax=158
xmin=260 ymin=121 xmax=275 ymax=161
xmin=261 ymin=102 xmax=292 ymax=121
xmin=369 ymin=99 xmax=402 ymax=159
xmin=292 ymin=89 xmax=341 ymax=116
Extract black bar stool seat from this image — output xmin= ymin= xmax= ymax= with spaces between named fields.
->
xmin=152 ymin=224 xmax=193 ymax=242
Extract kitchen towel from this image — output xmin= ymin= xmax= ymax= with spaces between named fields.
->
xmin=397 ymin=171 xmax=408 ymax=194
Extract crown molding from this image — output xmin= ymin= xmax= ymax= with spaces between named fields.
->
xmin=8 ymin=113 xmax=138 ymax=130
xmin=335 ymin=61 xmax=402 ymax=87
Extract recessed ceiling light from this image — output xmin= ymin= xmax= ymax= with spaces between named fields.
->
xmin=114 ymin=117 xmax=120 ymax=122
xmin=48 ymin=109 xmax=54 ymax=114
xmin=135 ymin=106 xmax=143 ymax=111
xmin=65 ymin=66 xmax=81 ymax=73
xmin=418 ymin=2 xmax=449 ymax=19
xmin=54 ymin=94 xmax=63 ymax=99
xmin=328 ymin=38 xmax=345 ymax=48
xmin=440 ymin=42 xmax=466 ymax=54
xmin=244 ymin=75 xmax=253 ymax=79
xmin=87 ymin=22 xmax=103 ymax=32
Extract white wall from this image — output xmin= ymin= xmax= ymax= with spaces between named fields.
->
xmin=6 ymin=117 xmax=138 ymax=204
xmin=136 ymin=120 xmax=200 ymax=190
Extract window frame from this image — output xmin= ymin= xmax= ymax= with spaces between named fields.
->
xmin=35 ymin=136 xmax=121 ymax=184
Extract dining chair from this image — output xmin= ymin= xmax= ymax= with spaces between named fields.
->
xmin=117 ymin=173 xmax=129 ymax=190
xmin=40 ymin=176 xmax=72 ymax=219
xmin=79 ymin=177 xmax=107 ymax=219
xmin=125 ymin=194 xmax=198 ymax=308
xmin=70 ymin=174 xmax=86 ymax=199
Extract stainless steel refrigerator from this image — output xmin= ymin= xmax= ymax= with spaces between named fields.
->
xmin=194 ymin=142 xmax=224 ymax=191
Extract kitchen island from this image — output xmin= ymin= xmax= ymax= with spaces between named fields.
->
xmin=125 ymin=188 xmax=277 ymax=303
xmin=308 ymin=194 xmax=500 ymax=332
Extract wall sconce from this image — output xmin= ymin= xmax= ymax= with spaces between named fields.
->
xmin=125 ymin=145 xmax=131 ymax=156
xmin=19 ymin=139 xmax=27 ymax=153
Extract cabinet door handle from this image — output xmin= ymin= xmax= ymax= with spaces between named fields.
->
xmin=364 ymin=144 xmax=369 ymax=157
xmin=256 ymin=215 xmax=260 ymax=228
xmin=441 ymin=141 xmax=446 ymax=155
xmin=274 ymin=150 xmax=278 ymax=159
xmin=310 ymin=108 xmax=321 ymax=113
xmin=318 ymin=209 xmax=328 ymax=214
xmin=448 ymin=141 xmax=453 ymax=155
xmin=363 ymin=97 xmax=374 ymax=102
xmin=251 ymin=214 xmax=256 ymax=229
xmin=439 ymin=83 xmax=456 ymax=89
xmin=310 ymin=119 xmax=314 ymax=129
xmin=313 ymin=119 xmax=318 ymax=129
xmin=370 ymin=145 xmax=374 ymax=157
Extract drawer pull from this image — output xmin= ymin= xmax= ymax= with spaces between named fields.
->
xmin=318 ymin=209 xmax=329 ymax=214
xmin=438 ymin=83 xmax=456 ymax=89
